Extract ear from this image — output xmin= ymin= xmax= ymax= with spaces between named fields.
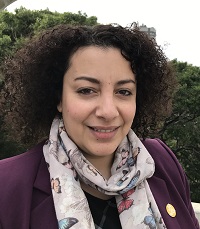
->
xmin=57 ymin=101 xmax=62 ymax=112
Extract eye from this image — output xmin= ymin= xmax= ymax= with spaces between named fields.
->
xmin=77 ymin=88 xmax=96 ymax=95
xmin=117 ymin=89 xmax=132 ymax=96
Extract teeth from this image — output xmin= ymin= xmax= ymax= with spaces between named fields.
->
xmin=94 ymin=129 xmax=114 ymax=133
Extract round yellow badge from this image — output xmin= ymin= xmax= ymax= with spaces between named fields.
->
xmin=166 ymin=203 xmax=176 ymax=217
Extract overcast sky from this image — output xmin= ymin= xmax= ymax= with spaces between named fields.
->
xmin=6 ymin=0 xmax=200 ymax=67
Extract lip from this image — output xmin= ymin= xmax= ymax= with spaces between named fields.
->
xmin=88 ymin=126 xmax=119 ymax=139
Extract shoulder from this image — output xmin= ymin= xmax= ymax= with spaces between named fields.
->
xmin=142 ymin=138 xmax=190 ymax=207
xmin=142 ymin=138 xmax=177 ymax=161
xmin=142 ymin=138 xmax=189 ymax=200
xmin=0 ymin=141 xmax=44 ymax=168
xmin=0 ymin=141 xmax=45 ymax=186
xmin=142 ymin=138 xmax=185 ymax=180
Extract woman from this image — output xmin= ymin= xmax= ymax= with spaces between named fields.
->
xmin=0 ymin=24 xmax=199 ymax=229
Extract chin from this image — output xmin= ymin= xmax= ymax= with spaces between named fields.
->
xmin=90 ymin=147 xmax=118 ymax=157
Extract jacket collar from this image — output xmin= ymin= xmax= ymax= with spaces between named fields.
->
xmin=33 ymin=153 xmax=52 ymax=195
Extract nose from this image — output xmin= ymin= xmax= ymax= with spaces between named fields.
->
xmin=95 ymin=95 xmax=119 ymax=121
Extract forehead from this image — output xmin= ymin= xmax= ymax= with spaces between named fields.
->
xmin=70 ymin=45 xmax=121 ymax=62
xmin=63 ymin=46 xmax=136 ymax=85
xmin=67 ymin=46 xmax=133 ymax=78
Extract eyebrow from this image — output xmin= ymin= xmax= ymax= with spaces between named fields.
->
xmin=116 ymin=79 xmax=136 ymax=85
xmin=74 ymin=76 xmax=136 ymax=85
xmin=74 ymin=76 xmax=100 ymax=84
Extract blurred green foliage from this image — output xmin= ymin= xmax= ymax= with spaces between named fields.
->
xmin=0 ymin=7 xmax=98 ymax=62
xmin=161 ymin=59 xmax=200 ymax=202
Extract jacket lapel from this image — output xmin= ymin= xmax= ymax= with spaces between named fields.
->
xmin=148 ymin=176 xmax=181 ymax=229
xmin=30 ymin=154 xmax=58 ymax=229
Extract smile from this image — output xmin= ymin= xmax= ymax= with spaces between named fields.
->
xmin=93 ymin=128 xmax=116 ymax=133
xmin=88 ymin=126 xmax=119 ymax=139
xmin=89 ymin=126 xmax=119 ymax=132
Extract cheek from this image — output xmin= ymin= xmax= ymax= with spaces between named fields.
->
xmin=62 ymin=101 xmax=77 ymax=117
xmin=62 ymin=108 xmax=80 ymax=138
xmin=124 ymin=104 xmax=136 ymax=122
xmin=63 ymin=103 xmax=86 ymax=126
xmin=64 ymin=99 xmax=94 ymax=120
xmin=64 ymin=109 xmax=78 ymax=121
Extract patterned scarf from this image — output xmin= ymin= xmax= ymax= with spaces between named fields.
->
xmin=43 ymin=117 xmax=166 ymax=229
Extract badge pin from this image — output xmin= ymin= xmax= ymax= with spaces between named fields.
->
xmin=166 ymin=203 xmax=176 ymax=217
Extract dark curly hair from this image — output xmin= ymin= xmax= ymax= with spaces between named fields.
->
xmin=0 ymin=24 xmax=176 ymax=148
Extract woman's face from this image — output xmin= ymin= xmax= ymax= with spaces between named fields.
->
xmin=57 ymin=46 xmax=136 ymax=160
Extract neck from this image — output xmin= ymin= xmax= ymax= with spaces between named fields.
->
xmin=82 ymin=153 xmax=114 ymax=180
xmin=80 ymin=152 xmax=115 ymax=200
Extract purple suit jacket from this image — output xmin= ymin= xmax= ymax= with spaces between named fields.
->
xmin=0 ymin=139 xmax=199 ymax=229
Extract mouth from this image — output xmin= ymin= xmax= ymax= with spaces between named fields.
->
xmin=88 ymin=126 xmax=119 ymax=139
xmin=89 ymin=126 xmax=119 ymax=133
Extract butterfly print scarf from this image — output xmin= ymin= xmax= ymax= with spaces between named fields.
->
xmin=43 ymin=117 xmax=166 ymax=229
